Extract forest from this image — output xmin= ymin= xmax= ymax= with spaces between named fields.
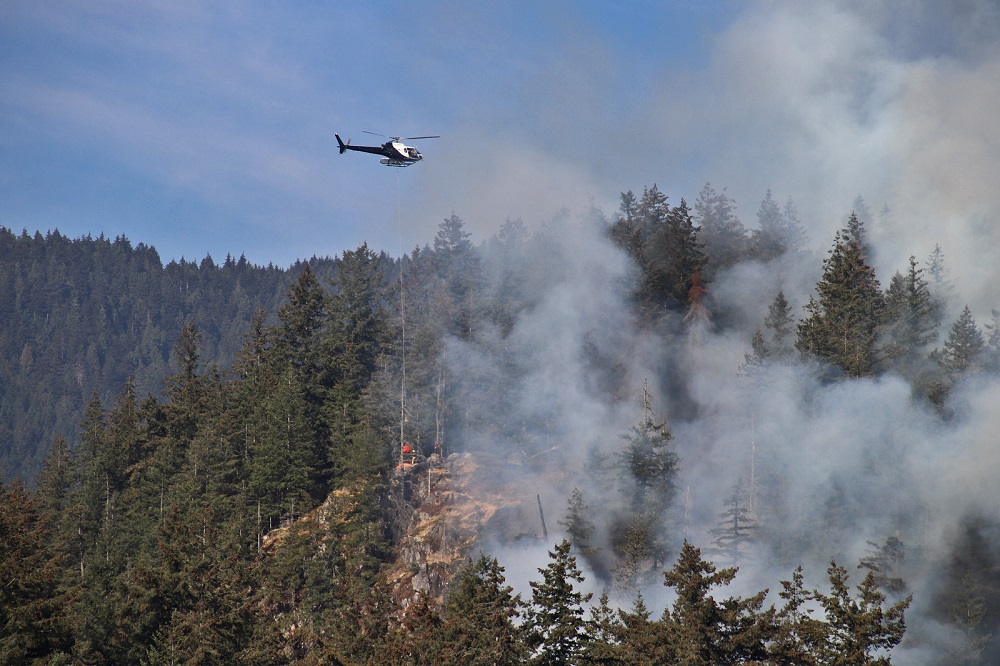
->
xmin=1 ymin=182 xmax=999 ymax=664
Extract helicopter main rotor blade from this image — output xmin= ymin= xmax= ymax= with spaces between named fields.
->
xmin=362 ymin=130 xmax=389 ymax=138
xmin=401 ymin=135 xmax=440 ymax=140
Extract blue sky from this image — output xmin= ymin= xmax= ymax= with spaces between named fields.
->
xmin=0 ymin=1 xmax=733 ymax=266
xmin=3 ymin=1 xmax=1000 ymax=312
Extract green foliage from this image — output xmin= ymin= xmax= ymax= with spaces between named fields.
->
xmin=813 ymin=562 xmax=911 ymax=665
xmin=558 ymin=487 xmax=597 ymax=557
xmin=765 ymin=289 xmax=796 ymax=356
xmin=662 ymin=540 xmax=774 ymax=665
xmin=797 ymin=216 xmax=885 ymax=378
xmin=7 ymin=183 xmax=972 ymax=662
xmin=0 ymin=227 xmax=303 ymax=483
xmin=610 ymin=186 xmax=706 ymax=321
xmin=526 ymin=539 xmax=594 ymax=665
xmin=0 ymin=481 xmax=64 ymax=662
xmin=934 ymin=305 xmax=985 ymax=378
xmin=440 ymin=554 xmax=526 ymax=665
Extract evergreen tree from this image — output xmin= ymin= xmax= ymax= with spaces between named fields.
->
xmin=558 ymin=487 xmax=596 ymax=557
xmin=751 ymin=189 xmax=788 ymax=262
xmin=858 ymin=537 xmax=907 ymax=596
xmin=738 ymin=329 xmax=771 ymax=380
xmin=609 ymin=190 xmax=644 ymax=267
xmin=0 ymin=481 xmax=63 ymax=663
xmin=847 ymin=199 xmax=873 ymax=259
xmin=769 ymin=566 xmax=826 ymax=665
xmin=945 ymin=573 xmax=991 ymax=666
xmin=433 ymin=213 xmax=483 ymax=339
xmin=765 ymin=289 xmax=796 ymax=356
xmin=710 ymin=482 xmax=758 ymax=568
xmin=796 ymin=216 xmax=885 ymax=378
xmin=983 ymin=308 xmax=1000 ymax=373
xmin=525 ymin=539 xmax=593 ymax=665
xmin=781 ymin=198 xmax=809 ymax=255
xmin=694 ymin=183 xmax=747 ymax=276
xmin=323 ymin=242 xmax=388 ymax=478
xmin=881 ymin=256 xmax=937 ymax=377
xmin=442 ymin=554 xmax=526 ymax=666
xmin=661 ymin=541 xmax=774 ymax=664
xmin=934 ymin=305 xmax=985 ymax=378
xmin=924 ymin=243 xmax=954 ymax=332
xmin=612 ymin=391 xmax=679 ymax=585
xmin=813 ymin=562 xmax=911 ymax=665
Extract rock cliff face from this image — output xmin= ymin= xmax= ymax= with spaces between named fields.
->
xmin=259 ymin=450 xmax=563 ymax=611
xmin=385 ymin=451 xmax=558 ymax=608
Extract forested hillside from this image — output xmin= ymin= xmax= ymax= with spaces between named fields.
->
xmin=0 ymin=227 xmax=397 ymax=482
xmin=2 ymin=186 xmax=999 ymax=664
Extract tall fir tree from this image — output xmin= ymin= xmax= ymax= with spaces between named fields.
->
xmin=694 ymin=183 xmax=747 ymax=276
xmin=322 ymin=242 xmax=388 ymax=478
xmin=441 ymin=554 xmax=526 ymax=666
xmin=813 ymin=562 xmax=911 ymax=665
xmin=751 ymin=189 xmax=787 ymax=262
xmin=525 ymin=539 xmax=593 ymax=666
xmin=662 ymin=541 xmax=774 ymax=665
xmin=881 ymin=256 xmax=937 ymax=378
xmin=796 ymin=215 xmax=885 ymax=378
xmin=765 ymin=289 xmax=796 ymax=358
xmin=934 ymin=305 xmax=985 ymax=378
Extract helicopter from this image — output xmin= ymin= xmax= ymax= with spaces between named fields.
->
xmin=335 ymin=131 xmax=439 ymax=167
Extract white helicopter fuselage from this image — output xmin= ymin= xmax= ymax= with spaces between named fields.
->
xmin=335 ymin=132 xmax=435 ymax=167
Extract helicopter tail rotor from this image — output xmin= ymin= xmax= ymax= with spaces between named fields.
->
xmin=335 ymin=133 xmax=350 ymax=154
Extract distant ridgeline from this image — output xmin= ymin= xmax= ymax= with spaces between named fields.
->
xmin=0 ymin=227 xmax=343 ymax=482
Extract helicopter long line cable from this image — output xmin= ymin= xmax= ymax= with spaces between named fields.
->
xmin=396 ymin=170 xmax=406 ymax=468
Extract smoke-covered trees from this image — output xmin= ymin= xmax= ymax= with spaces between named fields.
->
xmin=934 ymin=305 xmax=985 ymax=378
xmin=610 ymin=185 xmax=706 ymax=321
xmin=881 ymin=256 xmax=937 ymax=378
xmin=813 ymin=563 xmax=911 ymax=665
xmin=694 ymin=183 xmax=747 ymax=277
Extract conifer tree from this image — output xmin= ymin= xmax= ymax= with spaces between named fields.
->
xmin=765 ymin=289 xmax=796 ymax=356
xmin=925 ymin=243 xmax=954 ymax=331
xmin=710 ymin=483 xmax=758 ymax=568
xmin=796 ymin=216 xmax=885 ymax=378
xmin=609 ymin=189 xmax=645 ymax=267
xmin=694 ymin=182 xmax=747 ymax=275
xmin=612 ymin=390 xmax=679 ymax=583
xmin=847 ymin=199 xmax=873 ymax=259
xmin=323 ymin=242 xmax=388 ymax=477
xmin=858 ymin=537 xmax=907 ymax=596
xmin=983 ymin=308 xmax=1000 ymax=373
xmin=433 ymin=213 xmax=483 ymax=339
xmin=881 ymin=256 xmax=937 ymax=376
xmin=813 ymin=562 xmax=911 ymax=664
xmin=442 ymin=554 xmax=526 ymax=666
xmin=0 ymin=481 xmax=62 ymax=663
xmin=781 ymin=197 xmax=809 ymax=255
xmin=934 ymin=305 xmax=984 ymax=378
xmin=558 ymin=487 xmax=596 ymax=557
xmin=751 ymin=189 xmax=787 ymax=262
xmin=525 ymin=539 xmax=593 ymax=665
xmin=739 ymin=329 xmax=771 ymax=380
xmin=662 ymin=541 xmax=774 ymax=664
xmin=770 ymin=566 xmax=825 ymax=665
